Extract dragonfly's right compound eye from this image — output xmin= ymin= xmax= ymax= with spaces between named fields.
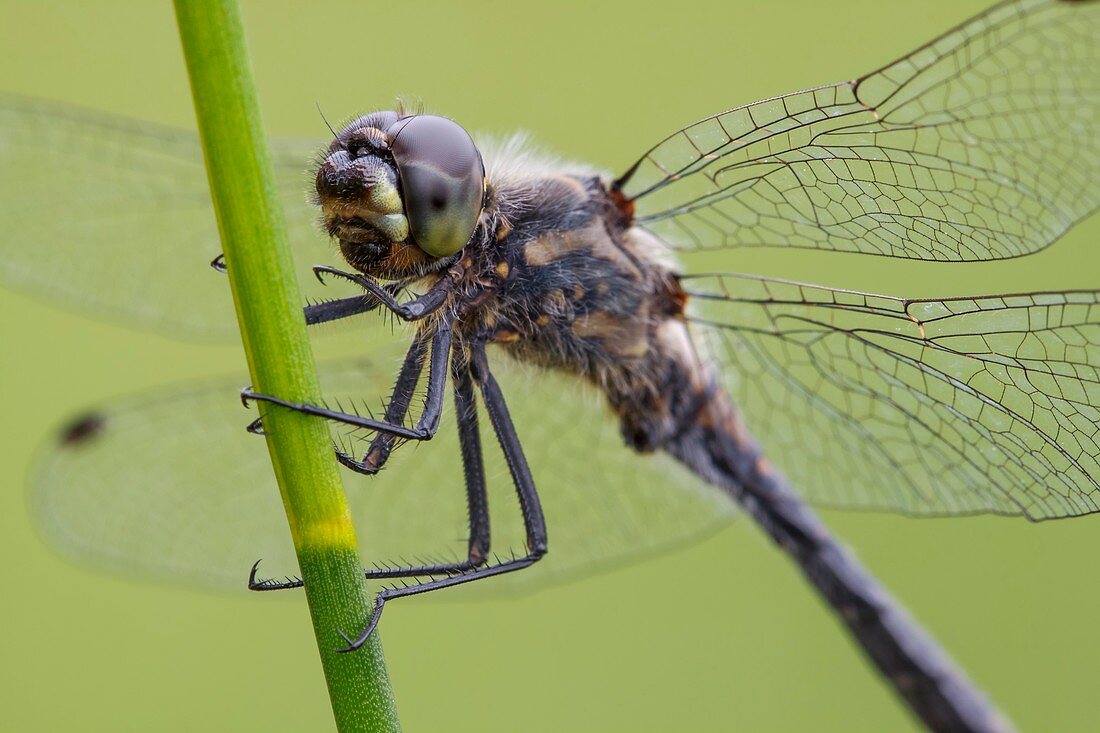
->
xmin=385 ymin=115 xmax=486 ymax=258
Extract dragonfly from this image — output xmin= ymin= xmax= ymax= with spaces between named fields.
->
xmin=3 ymin=1 xmax=1098 ymax=731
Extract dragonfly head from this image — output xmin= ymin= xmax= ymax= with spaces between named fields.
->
xmin=315 ymin=110 xmax=487 ymax=280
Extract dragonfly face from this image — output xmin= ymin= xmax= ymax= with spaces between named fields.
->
xmin=317 ymin=110 xmax=486 ymax=278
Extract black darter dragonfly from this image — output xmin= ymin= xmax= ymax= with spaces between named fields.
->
xmin=3 ymin=1 xmax=1098 ymax=732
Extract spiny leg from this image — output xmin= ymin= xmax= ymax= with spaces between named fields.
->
xmin=354 ymin=349 xmax=493 ymax=580
xmin=303 ymin=287 xmax=400 ymax=326
xmin=213 ymin=255 xmax=418 ymax=326
xmin=242 ymin=318 xmax=453 ymax=441
xmin=234 ymin=257 xmax=454 ymax=432
xmin=470 ymin=345 xmax=546 ymax=561
xmin=243 ymin=276 xmax=411 ymax=436
xmin=313 ymin=265 xmax=455 ymax=321
xmin=250 ymin=348 xmax=493 ymax=591
xmin=335 ymin=332 xmax=430 ymax=475
xmin=244 ymin=294 xmax=407 ymax=436
xmin=449 ymin=347 xmax=492 ymax=567
xmin=335 ymin=343 xmax=547 ymax=653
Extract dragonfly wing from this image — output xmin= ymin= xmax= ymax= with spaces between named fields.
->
xmin=32 ymin=334 xmax=734 ymax=593
xmin=617 ymin=0 xmax=1100 ymax=261
xmin=34 ymin=374 xmax=285 ymax=589
xmin=685 ymin=274 xmax=1100 ymax=519
xmin=0 ymin=94 xmax=340 ymax=340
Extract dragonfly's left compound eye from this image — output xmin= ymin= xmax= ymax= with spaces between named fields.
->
xmin=386 ymin=115 xmax=485 ymax=258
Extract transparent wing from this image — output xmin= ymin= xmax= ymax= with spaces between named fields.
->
xmin=617 ymin=0 xmax=1100 ymax=261
xmin=685 ymin=274 xmax=1100 ymax=519
xmin=32 ymin=335 xmax=733 ymax=593
xmin=0 ymin=94 xmax=342 ymax=340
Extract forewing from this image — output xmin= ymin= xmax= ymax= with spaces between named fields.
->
xmin=32 ymin=337 xmax=733 ymax=592
xmin=685 ymin=274 xmax=1100 ymax=519
xmin=618 ymin=0 xmax=1100 ymax=261
xmin=0 ymin=94 xmax=340 ymax=339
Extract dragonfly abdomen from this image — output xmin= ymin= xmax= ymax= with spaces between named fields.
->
xmin=662 ymin=373 xmax=1011 ymax=733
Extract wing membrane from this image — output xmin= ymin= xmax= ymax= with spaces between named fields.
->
xmin=0 ymin=94 xmax=341 ymax=340
xmin=617 ymin=0 xmax=1100 ymax=261
xmin=32 ymin=335 xmax=733 ymax=592
xmin=685 ymin=274 xmax=1100 ymax=519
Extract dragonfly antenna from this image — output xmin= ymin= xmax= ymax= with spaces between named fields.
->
xmin=315 ymin=102 xmax=337 ymax=139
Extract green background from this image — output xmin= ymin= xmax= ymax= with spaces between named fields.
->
xmin=2 ymin=1 xmax=1098 ymax=731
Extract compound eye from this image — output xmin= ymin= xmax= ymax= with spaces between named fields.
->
xmin=386 ymin=115 xmax=485 ymax=257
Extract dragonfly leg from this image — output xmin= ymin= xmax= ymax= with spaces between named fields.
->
xmin=244 ymin=322 xmax=426 ymax=448
xmin=312 ymin=265 xmax=454 ymax=322
xmin=335 ymin=333 xmax=429 ymax=475
xmin=247 ymin=560 xmax=303 ymax=591
xmin=468 ymin=344 xmax=546 ymax=562
xmin=249 ymin=349 xmax=493 ymax=592
xmin=334 ymin=344 xmax=547 ymax=653
xmin=359 ymin=352 xmax=493 ymax=578
xmin=303 ymin=290 xmax=394 ymax=326
xmin=241 ymin=320 xmax=452 ymax=442
xmin=213 ymin=251 xmax=408 ymax=326
xmin=219 ymin=257 xmax=451 ymax=325
xmin=448 ymin=347 xmax=492 ymax=567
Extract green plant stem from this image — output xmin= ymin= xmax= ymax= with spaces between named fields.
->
xmin=173 ymin=2 xmax=400 ymax=731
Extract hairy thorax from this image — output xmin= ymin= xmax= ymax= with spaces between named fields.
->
xmin=443 ymin=173 xmax=715 ymax=452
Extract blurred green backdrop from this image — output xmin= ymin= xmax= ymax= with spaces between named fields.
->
xmin=2 ymin=1 xmax=1098 ymax=731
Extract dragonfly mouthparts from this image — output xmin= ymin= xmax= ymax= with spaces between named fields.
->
xmin=316 ymin=146 xmax=409 ymax=250
xmin=324 ymin=210 xmax=409 ymax=245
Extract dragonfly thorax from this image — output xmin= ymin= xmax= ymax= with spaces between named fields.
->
xmin=448 ymin=168 xmax=710 ymax=454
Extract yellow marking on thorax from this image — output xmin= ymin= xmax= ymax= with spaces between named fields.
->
xmin=572 ymin=311 xmax=649 ymax=357
xmin=523 ymin=229 xmax=591 ymax=266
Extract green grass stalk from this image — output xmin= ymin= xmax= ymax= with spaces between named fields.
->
xmin=173 ymin=2 xmax=400 ymax=730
